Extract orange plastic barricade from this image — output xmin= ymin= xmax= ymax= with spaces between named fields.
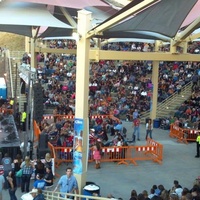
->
xmin=127 ymin=140 xmax=163 ymax=166
xmin=97 ymin=146 xmax=129 ymax=165
xmin=169 ymin=124 xmax=187 ymax=144
xmin=146 ymin=138 xmax=163 ymax=164
xmin=48 ymin=142 xmax=60 ymax=177
xmin=53 ymin=144 xmax=163 ymax=167
xmin=42 ymin=114 xmax=120 ymax=124
xmin=54 ymin=147 xmax=73 ymax=167
xmin=183 ymin=129 xmax=199 ymax=142
xmin=33 ymin=120 xmax=41 ymax=142
xmin=169 ymin=124 xmax=199 ymax=143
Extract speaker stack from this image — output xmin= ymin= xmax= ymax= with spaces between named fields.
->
xmin=33 ymin=83 xmax=44 ymax=123
xmin=37 ymin=132 xmax=50 ymax=159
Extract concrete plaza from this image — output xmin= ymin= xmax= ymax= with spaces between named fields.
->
xmin=2 ymin=121 xmax=199 ymax=200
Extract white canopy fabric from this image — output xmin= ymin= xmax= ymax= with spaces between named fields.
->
xmin=0 ymin=0 xmax=117 ymax=38
xmin=16 ymin=0 xmax=110 ymax=9
xmin=0 ymin=1 xmax=72 ymax=28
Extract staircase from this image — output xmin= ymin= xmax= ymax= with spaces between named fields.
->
xmin=141 ymin=81 xmax=192 ymax=122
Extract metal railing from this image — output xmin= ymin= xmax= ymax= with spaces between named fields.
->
xmin=140 ymin=81 xmax=192 ymax=120
xmin=156 ymin=81 xmax=192 ymax=112
xmin=44 ymin=190 xmax=111 ymax=200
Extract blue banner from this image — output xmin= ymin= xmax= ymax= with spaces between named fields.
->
xmin=73 ymin=118 xmax=84 ymax=174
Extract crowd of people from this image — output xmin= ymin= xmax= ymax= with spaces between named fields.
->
xmin=0 ymin=152 xmax=54 ymax=200
xmin=29 ymin=39 xmax=199 ymax=151
xmin=107 ymin=179 xmax=200 ymax=200
xmin=0 ymin=39 xmax=199 ymax=200
xmin=34 ymin=39 xmax=199 ymax=122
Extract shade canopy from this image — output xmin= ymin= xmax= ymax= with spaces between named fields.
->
xmin=0 ymin=0 xmax=200 ymax=41
xmin=0 ymin=0 xmax=117 ymax=38
xmin=97 ymin=0 xmax=200 ymax=40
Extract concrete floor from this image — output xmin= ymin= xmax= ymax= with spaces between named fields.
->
xmin=2 ymin=121 xmax=199 ymax=200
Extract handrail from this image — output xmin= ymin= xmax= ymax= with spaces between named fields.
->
xmin=156 ymin=81 xmax=192 ymax=111
xmin=140 ymin=81 xmax=192 ymax=118
xmin=44 ymin=190 xmax=111 ymax=200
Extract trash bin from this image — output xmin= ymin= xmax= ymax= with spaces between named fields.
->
xmin=83 ymin=184 xmax=100 ymax=200
xmin=153 ymin=119 xmax=161 ymax=128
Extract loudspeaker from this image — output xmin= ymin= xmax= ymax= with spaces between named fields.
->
xmin=33 ymin=83 xmax=44 ymax=122
xmin=37 ymin=147 xmax=50 ymax=159
xmin=38 ymin=133 xmax=48 ymax=149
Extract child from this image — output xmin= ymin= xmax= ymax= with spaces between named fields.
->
xmin=93 ymin=142 xmax=101 ymax=169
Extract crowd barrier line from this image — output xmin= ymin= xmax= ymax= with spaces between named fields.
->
xmin=42 ymin=114 xmax=121 ymax=123
xmin=33 ymin=120 xmax=41 ymax=142
xmin=53 ymin=139 xmax=163 ymax=168
xmin=169 ymin=124 xmax=199 ymax=144
xmin=34 ymin=120 xmax=163 ymax=176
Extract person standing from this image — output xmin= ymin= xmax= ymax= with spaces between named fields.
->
xmin=192 ymin=73 xmax=199 ymax=90
xmin=20 ymin=141 xmax=31 ymax=159
xmin=7 ymin=170 xmax=17 ymax=200
xmin=14 ymin=154 xmax=23 ymax=187
xmin=195 ymin=132 xmax=200 ymax=158
xmin=132 ymin=116 xmax=141 ymax=142
xmin=20 ymin=156 xmax=34 ymax=193
xmin=1 ymin=153 xmax=12 ymax=189
xmin=21 ymin=110 xmax=26 ymax=131
xmin=0 ymin=168 xmax=5 ymax=200
xmin=53 ymin=167 xmax=79 ymax=199
xmin=132 ymin=109 xmax=139 ymax=120
xmin=93 ymin=142 xmax=101 ymax=169
xmin=146 ymin=119 xmax=153 ymax=140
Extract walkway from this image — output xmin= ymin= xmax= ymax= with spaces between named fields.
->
xmin=2 ymin=121 xmax=199 ymax=200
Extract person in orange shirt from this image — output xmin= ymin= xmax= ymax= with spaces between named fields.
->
xmin=185 ymin=106 xmax=192 ymax=119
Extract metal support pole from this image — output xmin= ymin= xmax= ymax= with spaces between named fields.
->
xmin=13 ymin=62 xmax=18 ymax=117
xmin=24 ymin=67 xmax=31 ymax=157
xmin=30 ymin=79 xmax=34 ymax=142
xmin=74 ymin=10 xmax=91 ymax=194
xmin=150 ymin=41 xmax=159 ymax=120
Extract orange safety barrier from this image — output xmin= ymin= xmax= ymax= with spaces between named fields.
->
xmin=48 ymin=142 xmax=59 ymax=177
xmin=183 ymin=128 xmax=200 ymax=142
xmin=169 ymin=124 xmax=199 ymax=144
xmin=33 ymin=120 xmax=58 ymax=176
xmin=53 ymin=140 xmax=163 ymax=168
xmin=169 ymin=124 xmax=187 ymax=144
xmin=33 ymin=120 xmax=162 ymax=171
xmin=42 ymin=114 xmax=120 ymax=123
xmin=146 ymin=138 xmax=163 ymax=164
xmin=0 ymin=108 xmax=13 ymax=114
xmin=33 ymin=120 xmax=41 ymax=142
